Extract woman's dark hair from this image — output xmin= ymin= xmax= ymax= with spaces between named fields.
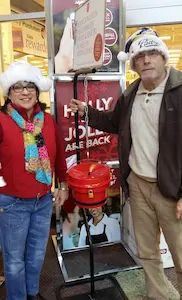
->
xmin=0 ymin=86 xmax=47 ymax=113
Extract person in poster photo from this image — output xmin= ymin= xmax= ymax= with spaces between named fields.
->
xmin=70 ymin=27 xmax=182 ymax=300
xmin=62 ymin=206 xmax=80 ymax=249
xmin=78 ymin=206 xmax=121 ymax=247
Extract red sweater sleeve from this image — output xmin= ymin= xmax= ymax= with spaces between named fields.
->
xmin=0 ymin=123 xmax=3 ymax=176
xmin=53 ymin=119 xmax=67 ymax=183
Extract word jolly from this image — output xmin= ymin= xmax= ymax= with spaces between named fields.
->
xmin=65 ymin=125 xmax=103 ymax=142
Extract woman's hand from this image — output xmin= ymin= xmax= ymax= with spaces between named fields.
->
xmin=55 ymin=189 xmax=69 ymax=207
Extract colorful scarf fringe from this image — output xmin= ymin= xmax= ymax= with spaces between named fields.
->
xmin=7 ymin=104 xmax=52 ymax=186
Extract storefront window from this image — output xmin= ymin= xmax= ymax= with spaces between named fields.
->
xmin=126 ymin=24 xmax=182 ymax=85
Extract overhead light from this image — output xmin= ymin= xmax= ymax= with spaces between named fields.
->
xmin=169 ymin=57 xmax=179 ymax=61
xmin=34 ymin=64 xmax=45 ymax=68
xmin=160 ymin=36 xmax=171 ymax=40
xmin=169 ymin=61 xmax=179 ymax=64
xmin=29 ymin=60 xmax=43 ymax=64
xmin=169 ymin=54 xmax=181 ymax=57
xmin=169 ymin=49 xmax=181 ymax=53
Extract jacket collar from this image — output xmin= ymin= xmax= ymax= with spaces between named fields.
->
xmin=123 ymin=78 xmax=140 ymax=98
xmin=165 ymin=67 xmax=182 ymax=91
xmin=123 ymin=67 xmax=182 ymax=98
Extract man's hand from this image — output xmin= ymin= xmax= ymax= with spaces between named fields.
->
xmin=70 ymin=98 xmax=85 ymax=117
xmin=55 ymin=189 xmax=69 ymax=207
xmin=176 ymin=198 xmax=182 ymax=220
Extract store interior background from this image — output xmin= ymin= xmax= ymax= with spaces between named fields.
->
xmin=1 ymin=0 xmax=182 ymax=106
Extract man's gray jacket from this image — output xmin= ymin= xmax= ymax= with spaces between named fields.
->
xmin=87 ymin=67 xmax=182 ymax=201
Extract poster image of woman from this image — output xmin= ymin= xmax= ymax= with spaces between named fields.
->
xmin=78 ymin=206 xmax=121 ymax=247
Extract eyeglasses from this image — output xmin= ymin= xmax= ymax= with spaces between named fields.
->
xmin=12 ymin=82 xmax=37 ymax=93
xmin=134 ymin=50 xmax=160 ymax=60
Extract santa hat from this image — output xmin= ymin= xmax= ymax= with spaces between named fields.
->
xmin=0 ymin=61 xmax=52 ymax=95
xmin=117 ymin=27 xmax=169 ymax=70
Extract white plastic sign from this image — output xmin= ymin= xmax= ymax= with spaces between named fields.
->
xmin=73 ymin=0 xmax=106 ymax=70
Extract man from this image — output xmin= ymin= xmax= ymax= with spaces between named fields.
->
xmin=70 ymin=27 xmax=182 ymax=300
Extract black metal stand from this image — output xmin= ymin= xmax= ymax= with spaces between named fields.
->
xmin=54 ymin=69 xmax=125 ymax=299
xmin=81 ymin=208 xmax=95 ymax=298
xmin=73 ymin=68 xmax=97 ymax=298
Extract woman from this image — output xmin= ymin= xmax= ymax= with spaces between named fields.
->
xmin=0 ymin=61 xmax=69 ymax=300
xmin=78 ymin=206 xmax=121 ymax=247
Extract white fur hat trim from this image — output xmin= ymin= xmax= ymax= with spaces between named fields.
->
xmin=117 ymin=51 xmax=129 ymax=62
xmin=0 ymin=61 xmax=52 ymax=95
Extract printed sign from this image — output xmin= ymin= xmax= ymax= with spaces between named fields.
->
xmin=61 ymin=202 xmax=121 ymax=250
xmin=55 ymin=79 xmax=122 ymax=250
xmin=12 ymin=21 xmax=47 ymax=58
xmin=56 ymin=80 xmax=120 ymax=161
xmin=73 ymin=0 xmax=106 ymax=70
xmin=52 ymin=0 xmax=120 ymax=73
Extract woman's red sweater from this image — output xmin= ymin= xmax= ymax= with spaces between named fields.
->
xmin=0 ymin=104 xmax=67 ymax=198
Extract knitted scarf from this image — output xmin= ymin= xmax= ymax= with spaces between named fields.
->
xmin=7 ymin=103 xmax=52 ymax=186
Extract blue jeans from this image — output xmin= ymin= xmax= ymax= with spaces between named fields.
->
xmin=0 ymin=192 xmax=53 ymax=300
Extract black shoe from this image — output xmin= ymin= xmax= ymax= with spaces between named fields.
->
xmin=27 ymin=295 xmax=38 ymax=300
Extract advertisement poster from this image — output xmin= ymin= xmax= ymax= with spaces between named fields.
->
xmin=52 ymin=0 xmax=120 ymax=73
xmin=61 ymin=201 xmax=121 ymax=250
xmin=12 ymin=20 xmax=47 ymax=58
xmin=56 ymin=80 xmax=122 ymax=249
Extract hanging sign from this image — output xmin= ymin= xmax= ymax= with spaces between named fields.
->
xmin=55 ymin=79 xmax=122 ymax=250
xmin=73 ymin=0 xmax=106 ymax=70
xmin=52 ymin=0 xmax=120 ymax=73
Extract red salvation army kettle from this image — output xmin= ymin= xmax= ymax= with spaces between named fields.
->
xmin=66 ymin=160 xmax=111 ymax=208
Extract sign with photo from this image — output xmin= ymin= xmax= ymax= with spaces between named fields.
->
xmin=62 ymin=201 xmax=121 ymax=250
xmin=52 ymin=0 xmax=120 ymax=73
xmin=55 ymin=79 xmax=122 ymax=250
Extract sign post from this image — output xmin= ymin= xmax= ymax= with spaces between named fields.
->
xmin=70 ymin=1 xmax=111 ymax=299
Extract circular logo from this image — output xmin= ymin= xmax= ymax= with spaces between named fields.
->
xmin=105 ymin=27 xmax=118 ymax=47
xmin=94 ymin=34 xmax=103 ymax=62
xmin=103 ymin=47 xmax=112 ymax=66
xmin=105 ymin=8 xmax=113 ymax=27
